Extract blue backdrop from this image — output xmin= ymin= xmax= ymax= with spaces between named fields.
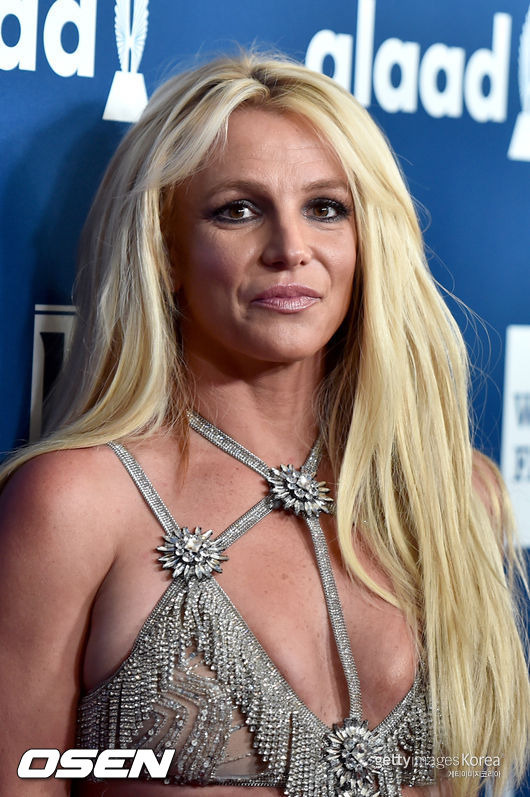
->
xmin=2 ymin=0 xmax=529 ymax=461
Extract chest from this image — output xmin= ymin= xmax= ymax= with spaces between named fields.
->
xmin=84 ymin=455 xmax=415 ymax=730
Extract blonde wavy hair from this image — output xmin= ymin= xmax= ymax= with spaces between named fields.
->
xmin=1 ymin=52 xmax=528 ymax=793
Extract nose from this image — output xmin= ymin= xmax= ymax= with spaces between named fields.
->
xmin=261 ymin=214 xmax=312 ymax=269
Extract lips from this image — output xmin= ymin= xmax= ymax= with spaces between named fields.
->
xmin=251 ymin=284 xmax=321 ymax=313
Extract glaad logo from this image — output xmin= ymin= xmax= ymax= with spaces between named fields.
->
xmin=305 ymin=0 xmax=527 ymax=149
xmin=103 ymin=0 xmax=149 ymax=123
xmin=0 ymin=0 xmax=96 ymax=77
xmin=508 ymin=4 xmax=530 ymax=161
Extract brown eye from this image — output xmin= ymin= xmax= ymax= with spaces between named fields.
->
xmin=313 ymin=204 xmax=335 ymax=218
xmin=212 ymin=201 xmax=258 ymax=223
xmin=228 ymin=206 xmax=248 ymax=219
xmin=306 ymin=198 xmax=351 ymax=222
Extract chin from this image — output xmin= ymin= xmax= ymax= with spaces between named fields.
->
xmin=242 ymin=340 xmax=328 ymax=367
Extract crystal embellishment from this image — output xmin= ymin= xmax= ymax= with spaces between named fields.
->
xmin=325 ymin=718 xmax=385 ymax=797
xmin=268 ymin=464 xmax=334 ymax=517
xmin=157 ymin=526 xmax=228 ymax=581
xmin=91 ymin=433 xmax=435 ymax=795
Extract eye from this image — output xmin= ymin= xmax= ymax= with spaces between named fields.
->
xmin=306 ymin=198 xmax=352 ymax=222
xmin=211 ymin=201 xmax=259 ymax=224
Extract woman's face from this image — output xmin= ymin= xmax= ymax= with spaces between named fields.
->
xmin=169 ymin=107 xmax=357 ymax=372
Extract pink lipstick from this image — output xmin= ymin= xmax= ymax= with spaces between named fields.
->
xmin=251 ymin=284 xmax=321 ymax=313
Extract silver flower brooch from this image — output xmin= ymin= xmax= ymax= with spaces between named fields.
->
xmin=267 ymin=464 xmax=334 ymax=517
xmin=157 ymin=526 xmax=228 ymax=581
xmin=325 ymin=718 xmax=384 ymax=797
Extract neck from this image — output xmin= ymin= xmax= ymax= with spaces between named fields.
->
xmin=186 ymin=348 xmax=325 ymax=465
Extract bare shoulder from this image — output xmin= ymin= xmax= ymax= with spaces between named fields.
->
xmin=0 ymin=448 xmax=135 ymax=650
xmin=472 ymin=449 xmax=502 ymax=497
xmin=471 ymin=449 xmax=508 ymax=534
xmin=0 ymin=446 xmax=127 ymax=573
xmin=0 ymin=446 xmax=134 ymax=789
xmin=0 ymin=432 xmax=184 ymax=566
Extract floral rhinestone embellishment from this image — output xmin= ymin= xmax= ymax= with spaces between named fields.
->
xmin=157 ymin=526 xmax=228 ymax=581
xmin=325 ymin=718 xmax=384 ymax=797
xmin=267 ymin=464 xmax=334 ymax=517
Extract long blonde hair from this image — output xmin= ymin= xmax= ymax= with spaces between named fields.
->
xmin=1 ymin=52 xmax=528 ymax=793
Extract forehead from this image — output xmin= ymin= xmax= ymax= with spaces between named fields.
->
xmin=195 ymin=107 xmax=347 ymax=188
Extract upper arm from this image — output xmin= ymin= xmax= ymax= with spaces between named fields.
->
xmin=0 ymin=449 xmax=116 ymax=795
xmin=472 ymin=449 xmax=510 ymax=544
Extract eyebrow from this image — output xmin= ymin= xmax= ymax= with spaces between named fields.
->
xmin=204 ymin=178 xmax=351 ymax=196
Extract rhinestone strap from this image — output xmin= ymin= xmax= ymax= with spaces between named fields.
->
xmin=108 ymin=442 xmax=277 ymax=554
xmin=188 ymin=410 xmax=322 ymax=478
xmin=216 ymin=494 xmax=276 ymax=549
xmin=305 ymin=515 xmax=362 ymax=719
xmin=301 ymin=437 xmax=324 ymax=475
xmin=97 ymin=424 xmax=436 ymax=795
xmin=108 ymin=442 xmax=178 ymax=536
xmin=187 ymin=411 xmax=361 ymax=721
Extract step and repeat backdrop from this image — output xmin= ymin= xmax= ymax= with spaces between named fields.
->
xmin=1 ymin=2 xmax=529 ymax=792
xmin=1 ymin=1 xmax=529 ymax=548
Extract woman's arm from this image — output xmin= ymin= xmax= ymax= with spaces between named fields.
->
xmin=0 ymin=449 xmax=116 ymax=795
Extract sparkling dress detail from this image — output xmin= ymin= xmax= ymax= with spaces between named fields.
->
xmin=76 ymin=412 xmax=435 ymax=795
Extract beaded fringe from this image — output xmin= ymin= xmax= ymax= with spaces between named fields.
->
xmin=77 ymin=575 xmax=434 ymax=794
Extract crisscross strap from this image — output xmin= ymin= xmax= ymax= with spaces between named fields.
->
xmin=108 ymin=442 xmax=178 ymax=537
xmin=100 ymin=420 xmax=436 ymax=795
xmin=110 ymin=419 xmax=361 ymax=719
xmin=185 ymin=413 xmax=362 ymax=713
xmin=108 ymin=442 xmax=277 ymax=553
xmin=187 ymin=410 xmax=323 ymax=479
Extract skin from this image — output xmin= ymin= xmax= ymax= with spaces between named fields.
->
xmin=0 ymin=109 xmax=442 ymax=796
xmin=168 ymin=108 xmax=357 ymax=376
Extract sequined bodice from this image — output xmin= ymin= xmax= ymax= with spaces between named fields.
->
xmin=76 ymin=413 xmax=435 ymax=795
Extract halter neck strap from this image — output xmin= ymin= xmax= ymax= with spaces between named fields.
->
xmin=187 ymin=410 xmax=323 ymax=479
xmin=187 ymin=410 xmax=360 ymax=715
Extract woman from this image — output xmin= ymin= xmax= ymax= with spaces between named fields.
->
xmin=0 ymin=53 xmax=528 ymax=797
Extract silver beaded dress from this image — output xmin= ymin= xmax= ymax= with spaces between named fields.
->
xmin=76 ymin=412 xmax=435 ymax=795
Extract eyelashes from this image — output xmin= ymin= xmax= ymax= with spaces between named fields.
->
xmin=305 ymin=198 xmax=353 ymax=222
xmin=208 ymin=198 xmax=353 ymax=225
xmin=210 ymin=201 xmax=257 ymax=223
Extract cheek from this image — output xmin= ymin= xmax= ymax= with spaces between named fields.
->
xmin=177 ymin=245 xmax=245 ymax=323
xmin=171 ymin=222 xmax=237 ymax=294
xmin=180 ymin=242 xmax=230 ymax=291
xmin=333 ymin=247 xmax=356 ymax=301
xmin=329 ymin=253 xmax=356 ymax=331
xmin=190 ymin=229 xmax=252 ymax=281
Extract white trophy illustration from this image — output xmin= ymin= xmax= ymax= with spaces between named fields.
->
xmin=103 ymin=0 xmax=149 ymax=123
xmin=508 ymin=4 xmax=530 ymax=161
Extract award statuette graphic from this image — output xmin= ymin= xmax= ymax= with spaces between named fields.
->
xmin=508 ymin=4 xmax=530 ymax=161
xmin=103 ymin=0 xmax=149 ymax=123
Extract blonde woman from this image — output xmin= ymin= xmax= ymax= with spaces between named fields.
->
xmin=0 ymin=53 xmax=527 ymax=797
